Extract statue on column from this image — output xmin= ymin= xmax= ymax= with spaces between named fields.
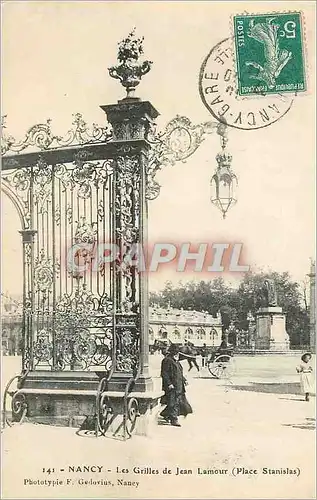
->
xmin=262 ymin=279 xmax=278 ymax=307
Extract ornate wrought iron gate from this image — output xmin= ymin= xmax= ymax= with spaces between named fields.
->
xmin=1 ymin=32 xmax=226 ymax=423
xmin=2 ymin=103 xmax=155 ymax=381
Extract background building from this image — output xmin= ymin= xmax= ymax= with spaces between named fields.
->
xmin=149 ymin=307 xmax=222 ymax=347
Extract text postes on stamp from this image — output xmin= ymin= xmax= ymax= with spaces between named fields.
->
xmin=234 ymin=12 xmax=306 ymax=96
xmin=199 ymin=38 xmax=293 ymax=131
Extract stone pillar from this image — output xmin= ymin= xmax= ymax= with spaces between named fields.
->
xmin=101 ymin=98 xmax=159 ymax=392
xmin=307 ymin=260 xmax=316 ymax=353
xmin=256 ymin=307 xmax=290 ymax=351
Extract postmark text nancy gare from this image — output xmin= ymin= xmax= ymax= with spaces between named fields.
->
xmin=199 ymin=38 xmax=294 ymax=130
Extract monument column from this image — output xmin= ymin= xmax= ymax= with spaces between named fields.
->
xmin=255 ymin=279 xmax=290 ymax=351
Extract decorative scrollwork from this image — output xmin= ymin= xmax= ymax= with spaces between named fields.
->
xmin=114 ymin=156 xmax=140 ymax=307
xmin=115 ymin=157 xmax=140 ymax=241
xmin=98 ymin=296 xmax=114 ymax=315
xmin=73 ymin=333 xmax=97 ymax=363
xmin=68 ymin=218 xmax=97 ymax=280
xmin=34 ymin=249 xmax=59 ymax=294
xmin=54 ymin=156 xmax=113 ymax=199
xmin=54 ymin=205 xmax=61 ymax=225
xmin=10 ymin=168 xmax=31 ymax=193
xmin=57 ymin=113 xmax=112 ymax=147
xmin=66 ymin=204 xmax=73 ymax=223
xmin=54 ymin=326 xmax=113 ymax=371
xmin=33 ymin=156 xmax=52 ymax=211
xmin=54 ymin=163 xmax=73 ymax=191
xmin=33 ymin=329 xmax=53 ymax=364
xmin=116 ymin=322 xmax=140 ymax=374
xmin=54 ymin=285 xmax=114 ymax=370
xmin=124 ymin=397 xmax=140 ymax=437
xmin=1 ymin=113 xmax=112 ymax=156
xmin=95 ymin=160 xmax=114 ymax=187
xmin=115 ymin=144 xmax=140 ymax=155
xmin=55 ymin=283 xmax=97 ymax=331
xmin=24 ymin=243 xmax=32 ymax=266
xmin=145 ymin=175 xmax=161 ymax=201
xmin=1 ymin=116 xmax=58 ymax=155
xmin=145 ymin=116 xmax=226 ymax=200
xmin=164 ymin=116 xmax=216 ymax=161
xmin=2 ymin=374 xmax=28 ymax=428
xmin=90 ymin=330 xmax=113 ymax=367
xmin=97 ymin=200 xmax=104 ymax=221
xmin=1 ymin=168 xmax=31 ymax=225
xmin=72 ymin=150 xmax=95 ymax=199
xmin=74 ymin=217 xmax=97 ymax=245
xmin=11 ymin=392 xmax=28 ymax=424
xmin=97 ymin=391 xmax=113 ymax=436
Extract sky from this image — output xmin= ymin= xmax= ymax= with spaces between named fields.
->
xmin=1 ymin=1 xmax=316 ymax=296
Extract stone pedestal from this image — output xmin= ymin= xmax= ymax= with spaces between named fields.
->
xmin=256 ymin=307 xmax=290 ymax=351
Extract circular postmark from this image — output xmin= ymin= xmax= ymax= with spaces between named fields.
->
xmin=199 ymin=38 xmax=294 ymax=130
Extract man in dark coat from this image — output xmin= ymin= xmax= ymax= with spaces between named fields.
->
xmin=160 ymin=344 xmax=189 ymax=427
xmin=200 ymin=343 xmax=208 ymax=368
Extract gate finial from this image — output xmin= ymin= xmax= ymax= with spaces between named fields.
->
xmin=108 ymin=28 xmax=152 ymax=99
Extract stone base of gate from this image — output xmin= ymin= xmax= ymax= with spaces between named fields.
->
xmin=106 ymin=371 xmax=154 ymax=392
xmin=93 ymin=390 xmax=164 ymax=437
xmin=14 ymin=371 xmax=162 ymax=436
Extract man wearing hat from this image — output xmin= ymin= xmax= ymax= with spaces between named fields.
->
xmin=160 ymin=344 xmax=188 ymax=427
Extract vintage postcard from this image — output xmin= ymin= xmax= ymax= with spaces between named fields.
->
xmin=1 ymin=1 xmax=316 ymax=499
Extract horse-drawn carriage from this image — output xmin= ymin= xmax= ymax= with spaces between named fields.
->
xmin=205 ymin=345 xmax=235 ymax=379
xmin=179 ymin=342 xmax=236 ymax=379
xmin=149 ymin=339 xmax=171 ymax=355
xmin=150 ymin=339 xmax=236 ymax=379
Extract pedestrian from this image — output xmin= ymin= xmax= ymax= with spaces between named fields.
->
xmin=219 ymin=337 xmax=229 ymax=350
xmin=200 ymin=343 xmax=208 ymax=368
xmin=160 ymin=344 xmax=192 ymax=427
xmin=186 ymin=342 xmax=200 ymax=372
xmin=296 ymin=352 xmax=313 ymax=402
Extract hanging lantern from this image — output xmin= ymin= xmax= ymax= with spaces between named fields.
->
xmin=210 ymin=135 xmax=238 ymax=219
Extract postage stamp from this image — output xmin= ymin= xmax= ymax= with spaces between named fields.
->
xmin=233 ymin=12 xmax=306 ymax=96
xmin=199 ymin=38 xmax=294 ymax=131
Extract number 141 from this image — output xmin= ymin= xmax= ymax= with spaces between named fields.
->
xmin=42 ymin=468 xmax=55 ymax=474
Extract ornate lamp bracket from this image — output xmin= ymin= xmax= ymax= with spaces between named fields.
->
xmin=145 ymin=116 xmax=229 ymax=201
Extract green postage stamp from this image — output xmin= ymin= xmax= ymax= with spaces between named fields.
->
xmin=233 ymin=12 xmax=306 ymax=96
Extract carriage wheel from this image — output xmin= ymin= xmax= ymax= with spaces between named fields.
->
xmin=208 ymin=354 xmax=235 ymax=379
